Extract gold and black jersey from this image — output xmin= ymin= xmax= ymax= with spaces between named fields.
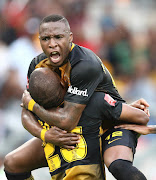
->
xmin=26 ymin=43 xmax=126 ymax=179
xmin=27 ymin=43 xmax=125 ymax=105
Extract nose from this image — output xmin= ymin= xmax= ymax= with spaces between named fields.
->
xmin=49 ymin=38 xmax=57 ymax=48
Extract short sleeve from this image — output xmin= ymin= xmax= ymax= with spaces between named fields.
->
xmin=64 ymin=60 xmax=103 ymax=104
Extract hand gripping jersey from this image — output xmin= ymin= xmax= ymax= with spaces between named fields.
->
xmin=26 ymin=44 xmax=125 ymax=179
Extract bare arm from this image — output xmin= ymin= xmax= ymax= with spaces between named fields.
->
xmin=115 ymin=124 xmax=156 ymax=135
xmin=21 ymin=108 xmax=80 ymax=149
xmin=22 ymin=108 xmax=42 ymax=138
xmin=120 ymin=103 xmax=149 ymax=125
xmin=22 ymin=90 xmax=86 ymax=131
xmin=33 ymin=101 xmax=85 ymax=131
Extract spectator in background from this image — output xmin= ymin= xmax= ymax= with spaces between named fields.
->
xmin=0 ymin=2 xmax=42 ymax=168
xmin=0 ymin=15 xmax=17 ymax=45
xmin=111 ymin=23 xmax=133 ymax=76
xmin=8 ymin=17 xmax=42 ymax=88
xmin=99 ymin=4 xmax=133 ymax=78
xmin=147 ymin=28 xmax=156 ymax=79
xmin=123 ymin=58 xmax=156 ymax=141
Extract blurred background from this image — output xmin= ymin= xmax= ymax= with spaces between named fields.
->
xmin=0 ymin=0 xmax=156 ymax=179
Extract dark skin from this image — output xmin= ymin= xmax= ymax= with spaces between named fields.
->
xmin=22 ymin=90 xmax=149 ymax=131
xmin=4 ymin=20 xmax=150 ymax=177
xmin=22 ymin=90 xmax=85 ymax=131
xmin=21 ymin=108 xmax=80 ymax=148
xmin=23 ymin=21 xmax=150 ymax=132
xmin=103 ymin=98 xmax=150 ymax=168
xmin=21 ymin=21 xmax=150 ymax=174
xmin=115 ymin=124 xmax=156 ymax=135
xmin=21 ymin=93 xmax=149 ymax=170
xmin=35 ymin=20 xmax=86 ymax=131
xmin=4 ymin=20 xmax=83 ymax=174
xmin=5 ymin=94 xmax=149 ymax=174
xmin=4 ymin=137 xmax=47 ymax=173
xmin=4 ymin=108 xmax=80 ymax=173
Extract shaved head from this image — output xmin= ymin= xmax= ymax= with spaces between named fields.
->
xmin=29 ymin=68 xmax=67 ymax=109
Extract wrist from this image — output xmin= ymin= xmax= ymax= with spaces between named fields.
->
xmin=28 ymin=99 xmax=36 ymax=112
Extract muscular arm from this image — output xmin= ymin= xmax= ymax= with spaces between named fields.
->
xmin=22 ymin=108 xmax=42 ymax=138
xmin=120 ymin=103 xmax=149 ymax=125
xmin=22 ymin=89 xmax=86 ymax=131
xmin=21 ymin=108 xmax=80 ymax=148
xmin=33 ymin=101 xmax=86 ymax=131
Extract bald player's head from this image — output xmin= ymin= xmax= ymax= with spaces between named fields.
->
xmin=29 ymin=68 xmax=67 ymax=109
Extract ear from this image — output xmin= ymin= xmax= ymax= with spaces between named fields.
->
xmin=69 ymin=32 xmax=73 ymax=42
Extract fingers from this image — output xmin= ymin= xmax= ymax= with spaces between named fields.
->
xmin=63 ymin=133 xmax=80 ymax=138
xmin=134 ymin=104 xmax=144 ymax=110
xmin=134 ymin=104 xmax=147 ymax=111
xmin=144 ymin=109 xmax=150 ymax=117
xmin=53 ymin=126 xmax=80 ymax=138
xmin=52 ymin=126 xmax=68 ymax=133
xmin=63 ymin=135 xmax=81 ymax=144
xmin=115 ymin=124 xmax=139 ymax=131
xmin=139 ymin=98 xmax=149 ymax=107
xmin=61 ymin=145 xmax=75 ymax=149
xmin=47 ymin=126 xmax=81 ymax=148
xmin=114 ymin=124 xmax=128 ymax=129
xmin=132 ymin=98 xmax=150 ymax=117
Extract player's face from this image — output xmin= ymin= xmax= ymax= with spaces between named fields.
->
xmin=39 ymin=21 xmax=73 ymax=67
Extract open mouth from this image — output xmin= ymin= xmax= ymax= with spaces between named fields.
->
xmin=50 ymin=51 xmax=61 ymax=64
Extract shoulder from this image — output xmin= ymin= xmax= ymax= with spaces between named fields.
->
xmin=69 ymin=45 xmax=100 ymax=66
xmin=71 ymin=60 xmax=101 ymax=79
xmin=70 ymin=45 xmax=103 ymax=80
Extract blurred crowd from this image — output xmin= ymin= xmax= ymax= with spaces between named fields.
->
xmin=0 ymin=0 xmax=156 ymax=179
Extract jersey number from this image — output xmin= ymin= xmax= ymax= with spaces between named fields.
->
xmin=44 ymin=126 xmax=87 ymax=172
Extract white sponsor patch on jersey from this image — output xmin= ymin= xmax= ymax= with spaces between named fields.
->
xmin=67 ymin=86 xmax=88 ymax=97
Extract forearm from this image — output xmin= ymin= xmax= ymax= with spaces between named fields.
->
xmin=21 ymin=108 xmax=43 ymax=139
xmin=33 ymin=101 xmax=85 ymax=131
xmin=120 ymin=103 xmax=149 ymax=125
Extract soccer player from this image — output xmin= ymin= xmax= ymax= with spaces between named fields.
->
xmin=4 ymin=14 xmax=149 ymax=180
xmin=5 ymin=70 xmax=149 ymax=180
